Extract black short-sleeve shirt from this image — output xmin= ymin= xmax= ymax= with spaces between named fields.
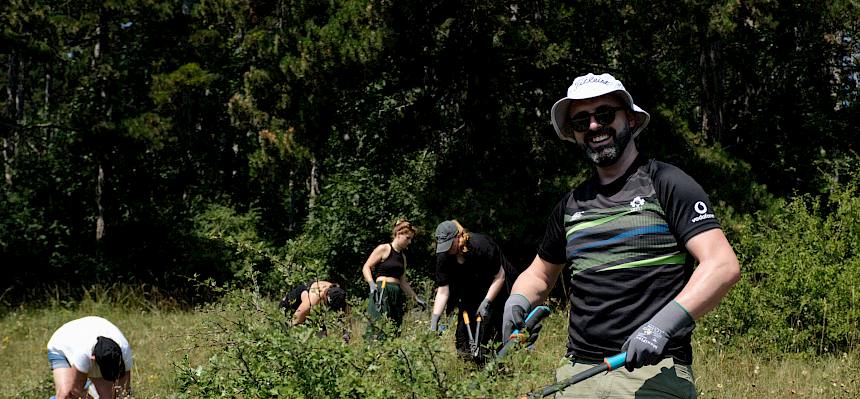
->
xmin=538 ymin=156 xmax=721 ymax=363
xmin=435 ymin=232 xmax=513 ymax=310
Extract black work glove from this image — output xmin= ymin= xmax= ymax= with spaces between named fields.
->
xmin=430 ymin=313 xmax=441 ymax=331
xmin=477 ymin=298 xmax=492 ymax=318
xmin=621 ymin=301 xmax=694 ymax=372
xmin=501 ymin=294 xmax=531 ymax=342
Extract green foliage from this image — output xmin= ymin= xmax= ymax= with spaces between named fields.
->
xmin=701 ymin=174 xmax=860 ymax=355
xmin=173 ymin=290 xmax=554 ymax=399
xmin=192 ymin=203 xmax=283 ymax=293
xmin=283 ymin=151 xmax=437 ymax=290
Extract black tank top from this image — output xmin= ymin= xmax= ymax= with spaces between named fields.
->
xmin=376 ymin=244 xmax=405 ymax=279
xmin=281 ymin=282 xmax=309 ymax=310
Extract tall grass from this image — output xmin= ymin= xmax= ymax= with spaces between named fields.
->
xmin=2 ymin=286 xmax=858 ymax=398
xmin=0 ymin=285 xmax=214 ymax=399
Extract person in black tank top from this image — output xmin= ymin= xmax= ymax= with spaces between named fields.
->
xmin=278 ymin=280 xmax=347 ymax=326
xmin=361 ymin=219 xmax=426 ymax=339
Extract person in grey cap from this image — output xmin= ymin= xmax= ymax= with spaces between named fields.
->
xmin=430 ymin=220 xmax=518 ymax=363
xmin=501 ymin=73 xmax=740 ymax=397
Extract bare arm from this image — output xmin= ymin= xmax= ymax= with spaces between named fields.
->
xmin=510 ymin=255 xmax=565 ymax=305
xmin=92 ymin=370 xmax=132 ymax=398
xmin=675 ymin=228 xmax=741 ymax=319
xmin=52 ymin=366 xmax=88 ymax=399
xmin=399 ymin=254 xmax=419 ymax=300
xmin=117 ymin=370 xmax=132 ymax=397
xmin=362 ymin=245 xmax=387 ymax=284
xmin=432 ymin=285 xmax=450 ymax=315
xmin=483 ymin=266 xmax=506 ymax=302
xmin=291 ymin=290 xmax=323 ymax=326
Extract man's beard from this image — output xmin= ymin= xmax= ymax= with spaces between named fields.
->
xmin=579 ymin=124 xmax=632 ymax=167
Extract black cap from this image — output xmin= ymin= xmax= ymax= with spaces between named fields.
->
xmin=326 ymin=287 xmax=347 ymax=311
xmin=93 ymin=336 xmax=124 ymax=381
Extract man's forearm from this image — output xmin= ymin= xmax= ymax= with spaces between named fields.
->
xmin=511 ymin=255 xmax=563 ymax=305
xmin=484 ymin=268 xmax=505 ymax=301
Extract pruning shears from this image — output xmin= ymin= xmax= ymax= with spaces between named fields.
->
xmin=496 ymin=305 xmax=551 ymax=358
xmin=463 ymin=311 xmax=483 ymax=357
xmin=374 ymin=280 xmax=387 ymax=313
xmin=519 ymin=352 xmax=627 ymax=398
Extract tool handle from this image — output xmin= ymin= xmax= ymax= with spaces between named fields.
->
xmin=532 ymin=352 xmax=627 ymax=398
xmin=604 ymin=352 xmax=626 ymax=371
xmin=496 ymin=305 xmax=551 ymax=358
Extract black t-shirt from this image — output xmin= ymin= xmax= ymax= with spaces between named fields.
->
xmin=538 ymin=156 xmax=720 ymax=363
xmin=435 ymin=232 xmax=514 ymax=311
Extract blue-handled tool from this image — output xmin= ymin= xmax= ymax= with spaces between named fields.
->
xmin=522 ymin=352 xmax=627 ymax=398
xmin=496 ymin=305 xmax=551 ymax=358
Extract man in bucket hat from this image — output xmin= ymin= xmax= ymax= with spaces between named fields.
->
xmin=502 ymin=73 xmax=741 ymax=397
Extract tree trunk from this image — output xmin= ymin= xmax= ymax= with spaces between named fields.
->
xmin=4 ymin=50 xmax=21 ymax=186
xmin=307 ymin=154 xmax=321 ymax=218
xmin=700 ymin=35 xmax=724 ymax=143
xmin=93 ymin=10 xmax=110 ymax=241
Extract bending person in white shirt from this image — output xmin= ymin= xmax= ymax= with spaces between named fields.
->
xmin=47 ymin=316 xmax=132 ymax=399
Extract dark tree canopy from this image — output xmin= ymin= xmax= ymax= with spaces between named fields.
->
xmin=1 ymin=0 xmax=858 ymax=303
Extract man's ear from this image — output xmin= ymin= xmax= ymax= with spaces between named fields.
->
xmin=626 ymin=110 xmax=637 ymax=128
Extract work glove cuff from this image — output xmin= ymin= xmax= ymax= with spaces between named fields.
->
xmin=477 ymin=298 xmax=492 ymax=317
xmin=430 ymin=313 xmax=441 ymax=331
xmin=651 ymin=300 xmax=695 ymax=338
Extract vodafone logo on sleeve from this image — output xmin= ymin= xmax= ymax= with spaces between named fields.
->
xmin=691 ymin=201 xmax=715 ymax=223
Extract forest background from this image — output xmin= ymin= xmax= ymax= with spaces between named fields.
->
xmin=2 ymin=0 xmax=860 ymax=397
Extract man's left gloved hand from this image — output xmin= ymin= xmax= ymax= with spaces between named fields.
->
xmin=415 ymin=297 xmax=427 ymax=311
xmin=621 ymin=300 xmax=694 ymax=371
xmin=476 ymin=298 xmax=492 ymax=318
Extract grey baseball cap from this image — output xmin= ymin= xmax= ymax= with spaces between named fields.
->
xmin=434 ymin=221 xmax=458 ymax=253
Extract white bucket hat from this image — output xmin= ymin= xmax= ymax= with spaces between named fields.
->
xmin=550 ymin=73 xmax=650 ymax=142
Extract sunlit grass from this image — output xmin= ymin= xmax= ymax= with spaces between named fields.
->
xmin=2 ymin=288 xmax=857 ymax=398
xmin=0 ymin=285 xmax=215 ymax=399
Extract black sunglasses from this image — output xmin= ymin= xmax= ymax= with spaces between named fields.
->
xmin=566 ymin=106 xmax=626 ymax=134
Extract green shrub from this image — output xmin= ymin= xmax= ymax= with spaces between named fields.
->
xmin=281 ymin=152 xmax=437 ymax=294
xmin=192 ymin=204 xmax=283 ymax=294
xmin=701 ymin=178 xmax=860 ymax=355
xmin=173 ymin=290 xmax=559 ymax=399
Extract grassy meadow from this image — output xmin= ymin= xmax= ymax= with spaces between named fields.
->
xmin=1 ymin=288 xmax=857 ymax=399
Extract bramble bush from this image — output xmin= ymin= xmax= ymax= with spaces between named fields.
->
xmin=172 ymin=289 xmax=561 ymax=399
xmin=701 ymin=176 xmax=860 ymax=355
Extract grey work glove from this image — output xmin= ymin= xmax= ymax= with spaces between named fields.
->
xmin=501 ymin=294 xmax=532 ymax=342
xmin=621 ymin=300 xmax=694 ymax=372
xmin=476 ymin=298 xmax=492 ymax=318
xmin=415 ymin=297 xmax=427 ymax=311
xmin=368 ymin=281 xmax=377 ymax=296
xmin=430 ymin=313 xmax=442 ymax=331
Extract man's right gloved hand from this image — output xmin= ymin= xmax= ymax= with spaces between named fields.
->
xmin=502 ymin=294 xmax=532 ymax=342
xmin=368 ymin=281 xmax=377 ymax=296
xmin=430 ymin=313 xmax=441 ymax=331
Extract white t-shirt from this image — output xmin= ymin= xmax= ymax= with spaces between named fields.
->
xmin=46 ymin=316 xmax=133 ymax=377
